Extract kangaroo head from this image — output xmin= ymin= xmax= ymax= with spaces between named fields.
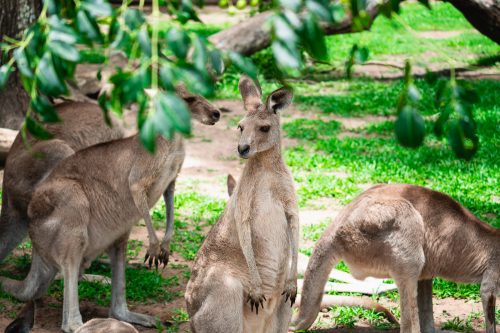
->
xmin=236 ymin=75 xmax=293 ymax=159
xmin=176 ymin=85 xmax=221 ymax=125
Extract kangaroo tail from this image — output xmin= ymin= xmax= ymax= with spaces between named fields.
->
xmin=291 ymin=226 xmax=341 ymax=330
xmin=4 ymin=300 xmax=35 ymax=333
xmin=0 ymin=250 xmax=55 ymax=302
xmin=0 ymin=193 xmax=28 ymax=264
xmin=318 ymin=295 xmax=398 ymax=323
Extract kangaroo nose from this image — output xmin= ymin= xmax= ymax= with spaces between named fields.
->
xmin=238 ymin=144 xmax=250 ymax=158
xmin=211 ymin=110 xmax=220 ymax=121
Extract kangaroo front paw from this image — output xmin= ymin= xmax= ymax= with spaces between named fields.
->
xmin=282 ymin=280 xmax=297 ymax=306
xmin=246 ymin=287 xmax=267 ymax=315
xmin=144 ymin=242 xmax=162 ymax=270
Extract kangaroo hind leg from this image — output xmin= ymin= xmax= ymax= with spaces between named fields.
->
xmin=480 ymin=269 xmax=497 ymax=333
xmin=190 ymin=274 xmax=244 ymax=333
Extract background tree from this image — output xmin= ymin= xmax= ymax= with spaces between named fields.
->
xmin=0 ymin=0 xmax=42 ymax=129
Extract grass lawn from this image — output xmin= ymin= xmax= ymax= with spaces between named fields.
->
xmin=0 ymin=2 xmax=498 ymax=332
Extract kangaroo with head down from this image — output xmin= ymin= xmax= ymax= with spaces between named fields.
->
xmin=0 ymin=88 xmax=220 ymax=269
xmin=0 ymin=95 xmax=220 ymax=332
xmin=185 ymin=76 xmax=299 ymax=333
xmin=292 ymin=184 xmax=500 ymax=333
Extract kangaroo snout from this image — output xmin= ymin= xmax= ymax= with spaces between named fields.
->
xmin=238 ymin=144 xmax=250 ymax=158
xmin=211 ymin=110 xmax=221 ymax=121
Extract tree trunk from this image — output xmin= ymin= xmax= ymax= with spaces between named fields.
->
xmin=0 ymin=0 xmax=42 ymax=130
xmin=447 ymin=0 xmax=500 ymax=45
xmin=208 ymin=0 xmax=381 ymax=55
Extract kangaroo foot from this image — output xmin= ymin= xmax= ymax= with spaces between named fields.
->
xmin=282 ymin=279 xmax=297 ymax=306
xmin=159 ymin=240 xmax=171 ymax=268
xmin=144 ymin=242 xmax=165 ymax=270
xmin=111 ymin=309 xmax=158 ymax=328
xmin=247 ymin=288 xmax=266 ymax=315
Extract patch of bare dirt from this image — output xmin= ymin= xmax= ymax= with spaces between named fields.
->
xmin=416 ymin=30 xmax=464 ymax=39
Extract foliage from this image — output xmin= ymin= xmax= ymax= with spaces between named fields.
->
xmin=0 ymin=0 xmax=255 ymax=152
xmin=0 ymin=0 xmax=491 ymax=158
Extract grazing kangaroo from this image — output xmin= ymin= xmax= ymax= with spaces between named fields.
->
xmin=0 ymin=89 xmax=220 ymax=267
xmin=292 ymin=184 xmax=500 ymax=333
xmin=0 ymin=98 xmax=220 ymax=332
xmin=185 ymin=76 xmax=299 ymax=333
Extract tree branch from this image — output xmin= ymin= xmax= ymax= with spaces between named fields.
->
xmin=208 ymin=0 xmax=381 ymax=55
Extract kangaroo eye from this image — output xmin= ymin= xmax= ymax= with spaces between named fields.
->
xmin=260 ymin=125 xmax=271 ymax=133
xmin=237 ymin=125 xmax=244 ymax=132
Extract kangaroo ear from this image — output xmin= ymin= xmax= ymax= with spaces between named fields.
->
xmin=227 ymin=174 xmax=236 ymax=196
xmin=239 ymin=75 xmax=262 ymax=110
xmin=266 ymin=87 xmax=293 ymax=114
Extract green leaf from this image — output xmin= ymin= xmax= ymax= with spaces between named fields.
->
xmin=0 ymin=64 xmax=13 ymax=89
xmin=192 ymin=36 xmax=208 ymax=72
xmin=47 ymin=16 xmax=78 ymax=44
xmin=209 ymin=49 xmax=224 ymax=76
xmin=302 ymin=13 xmax=328 ymax=61
xmin=31 ymin=95 xmax=60 ymax=123
xmin=407 ymin=84 xmax=421 ymax=103
xmin=272 ymin=15 xmax=298 ymax=45
xmin=272 ymin=41 xmax=301 ymax=69
xmin=395 ymin=106 xmax=425 ymax=148
xmin=159 ymin=64 xmax=177 ymax=91
xmin=229 ymin=52 xmax=257 ymax=80
xmin=447 ymin=119 xmax=478 ymax=160
xmin=50 ymin=41 xmax=81 ymax=62
xmin=279 ymin=0 xmax=301 ymax=11
xmin=433 ymin=108 xmax=450 ymax=137
xmin=176 ymin=66 xmax=213 ymax=96
xmin=138 ymin=26 xmax=152 ymax=57
xmin=167 ymin=28 xmax=190 ymax=60
xmin=81 ymin=0 xmax=113 ymax=17
xmin=354 ymin=46 xmax=369 ymax=63
xmin=80 ymin=50 xmax=106 ymax=64
xmin=97 ymin=93 xmax=112 ymax=126
xmin=155 ymin=92 xmax=191 ymax=135
xmin=306 ymin=0 xmax=333 ymax=23
xmin=26 ymin=116 xmax=53 ymax=140
xmin=76 ymin=9 xmax=104 ymax=44
xmin=45 ymin=0 xmax=61 ymax=15
xmin=13 ymin=48 xmax=34 ymax=78
xmin=36 ymin=52 xmax=68 ymax=96
xmin=140 ymin=115 xmax=157 ymax=153
xmin=123 ymin=9 xmax=146 ymax=30
xmin=435 ymin=79 xmax=449 ymax=107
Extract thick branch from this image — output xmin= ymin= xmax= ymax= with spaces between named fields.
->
xmin=209 ymin=0 xmax=380 ymax=55
xmin=447 ymin=0 xmax=500 ymax=45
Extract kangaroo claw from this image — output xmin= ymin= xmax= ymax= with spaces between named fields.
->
xmin=247 ymin=290 xmax=266 ymax=315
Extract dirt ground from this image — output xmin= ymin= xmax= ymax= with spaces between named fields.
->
xmin=1 ymin=99 xmax=498 ymax=332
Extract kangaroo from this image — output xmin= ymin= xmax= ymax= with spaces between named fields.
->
xmin=185 ymin=76 xmax=299 ymax=333
xmin=0 ymin=98 xmax=220 ymax=332
xmin=0 ymin=89 xmax=220 ymax=268
xmin=292 ymin=184 xmax=500 ymax=333
xmin=74 ymin=318 xmax=139 ymax=333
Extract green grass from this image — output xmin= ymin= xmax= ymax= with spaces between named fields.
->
xmin=151 ymin=191 xmax=226 ymax=260
xmin=327 ymin=305 xmax=396 ymax=329
xmin=285 ymin=79 xmax=500 ymax=226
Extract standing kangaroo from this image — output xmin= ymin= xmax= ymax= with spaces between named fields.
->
xmin=292 ymin=184 xmax=499 ymax=333
xmin=185 ymin=76 xmax=299 ymax=333
xmin=0 ymin=89 xmax=220 ymax=267
xmin=0 ymin=98 xmax=220 ymax=332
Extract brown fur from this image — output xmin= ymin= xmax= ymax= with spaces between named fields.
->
xmin=185 ymin=76 xmax=299 ymax=333
xmin=292 ymin=184 xmax=500 ymax=333
xmin=0 ymin=96 xmax=220 ymax=333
